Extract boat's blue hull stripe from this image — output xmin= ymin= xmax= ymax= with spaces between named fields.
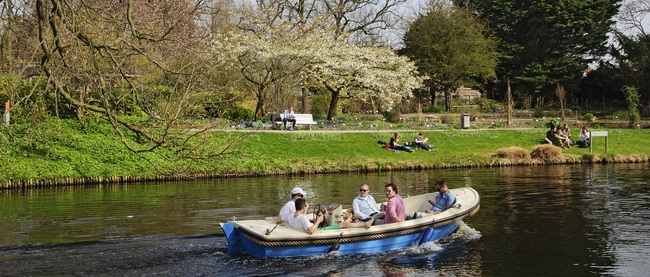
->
xmin=227 ymin=222 xmax=460 ymax=257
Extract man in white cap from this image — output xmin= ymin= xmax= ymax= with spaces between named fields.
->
xmin=276 ymin=187 xmax=306 ymax=223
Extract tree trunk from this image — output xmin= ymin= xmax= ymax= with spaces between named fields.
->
xmin=444 ymin=86 xmax=451 ymax=112
xmin=429 ymin=82 xmax=436 ymax=107
xmin=555 ymin=82 xmax=566 ymax=120
xmin=254 ymin=85 xmax=265 ymax=121
xmin=301 ymin=79 xmax=308 ymax=113
xmin=327 ymin=90 xmax=340 ymax=120
xmin=506 ymin=77 xmax=512 ymax=126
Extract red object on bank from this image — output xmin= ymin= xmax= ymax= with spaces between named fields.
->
xmin=4 ymin=101 xmax=8 ymax=111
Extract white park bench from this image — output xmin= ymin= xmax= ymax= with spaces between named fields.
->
xmin=589 ymin=131 xmax=609 ymax=153
xmin=272 ymin=113 xmax=318 ymax=129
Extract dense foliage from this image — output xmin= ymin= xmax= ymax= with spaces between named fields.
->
xmin=401 ymin=2 xmax=499 ymax=111
xmin=455 ymin=0 xmax=621 ymax=103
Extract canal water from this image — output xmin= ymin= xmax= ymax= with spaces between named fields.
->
xmin=1 ymin=163 xmax=649 ymax=276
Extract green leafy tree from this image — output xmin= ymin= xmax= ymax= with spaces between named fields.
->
xmin=457 ymin=0 xmax=621 ymax=103
xmin=401 ymin=1 xmax=499 ymax=111
xmin=613 ymin=33 xmax=650 ymax=115
xmin=622 ymin=86 xmax=641 ymax=128
xmin=613 ymin=0 xmax=650 ymax=116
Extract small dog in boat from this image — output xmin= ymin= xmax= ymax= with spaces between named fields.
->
xmin=342 ymin=209 xmax=358 ymax=223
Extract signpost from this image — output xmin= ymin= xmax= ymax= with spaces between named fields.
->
xmin=589 ymin=131 xmax=609 ymax=153
xmin=3 ymin=101 xmax=9 ymax=125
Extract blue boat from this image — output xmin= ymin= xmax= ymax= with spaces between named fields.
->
xmin=220 ymin=187 xmax=480 ymax=257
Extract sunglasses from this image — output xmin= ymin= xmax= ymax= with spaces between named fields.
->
xmin=385 ymin=190 xmax=393 ymax=193
xmin=360 ymin=189 xmax=368 ymax=192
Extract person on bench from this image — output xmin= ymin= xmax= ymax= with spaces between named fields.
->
xmin=283 ymin=106 xmax=296 ymax=130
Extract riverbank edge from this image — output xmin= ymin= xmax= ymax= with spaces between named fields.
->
xmin=3 ymin=154 xmax=649 ymax=189
xmin=4 ymin=120 xmax=650 ymax=190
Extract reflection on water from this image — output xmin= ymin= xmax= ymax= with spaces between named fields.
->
xmin=1 ymin=164 xmax=649 ymax=276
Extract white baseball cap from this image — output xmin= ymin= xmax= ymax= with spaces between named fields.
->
xmin=291 ymin=187 xmax=306 ymax=197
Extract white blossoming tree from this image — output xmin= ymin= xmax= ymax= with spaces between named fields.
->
xmin=215 ymin=23 xmax=317 ymax=120
xmin=305 ymin=39 xmax=424 ymax=120
xmin=216 ymin=17 xmax=422 ymax=121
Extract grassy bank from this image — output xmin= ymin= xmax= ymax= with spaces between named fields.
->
xmin=2 ymin=119 xmax=650 ymax=188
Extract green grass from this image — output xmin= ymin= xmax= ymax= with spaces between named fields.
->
xmin=2 ymin=119 xmax=650 ymax=188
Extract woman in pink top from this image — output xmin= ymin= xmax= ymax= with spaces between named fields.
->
xmin=383 ymin=183 xmax=406 ymax=224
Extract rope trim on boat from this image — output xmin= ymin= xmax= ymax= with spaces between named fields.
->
xmin=242 ymin=205 xmax=480 ymax=247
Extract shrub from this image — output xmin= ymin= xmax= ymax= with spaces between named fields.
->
xmin=474 ymin=98 xmax=503 ymax=113
xmin=422 ymin=105 xmax=445 ymax=113
xmin=312 ymin=114 xmax=327 ymax=120
xmin=440 ymin=114 xmax=453 ymax=124
xmin=357 ymin=114 xmax=384 ymax=121
xmin=383 ymin=110 xmax=401 ymax=123
xmin=490 ymin=121 xmax=504 ymax=128
xmin=545 ymin=118 xmax=564 ymax=128
xmin=311 ymin=94 xmax=333 ymax=116
xmin=533 ymin=106 xmax=546 ymax=118
xmin=531 ymin=120 xmax=547 ymax=128
xmin=581 ymin=113 xmax=595 ymax=122
xmin=623 ymin=86 xmax=641 ymax=129
xmin=223 ymin=106 xmax=254 ymax=121
xmin=605 ymin=110 xmax=629 ymax=120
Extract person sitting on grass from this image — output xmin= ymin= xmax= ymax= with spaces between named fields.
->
xmin=560 ymin=123 xmax=574 ymax=146
xmin=578 ymin=126 xmax=590 ymax=148
xmin=555 ymin=128 xmax=571 ymax=148
xmin=414 ymin=132 xmax=437 ymax=152
xmin=545 ymin=126 xmax=556 ymax=145
xmin=389 ymin=132 xmax=413 ymax=153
